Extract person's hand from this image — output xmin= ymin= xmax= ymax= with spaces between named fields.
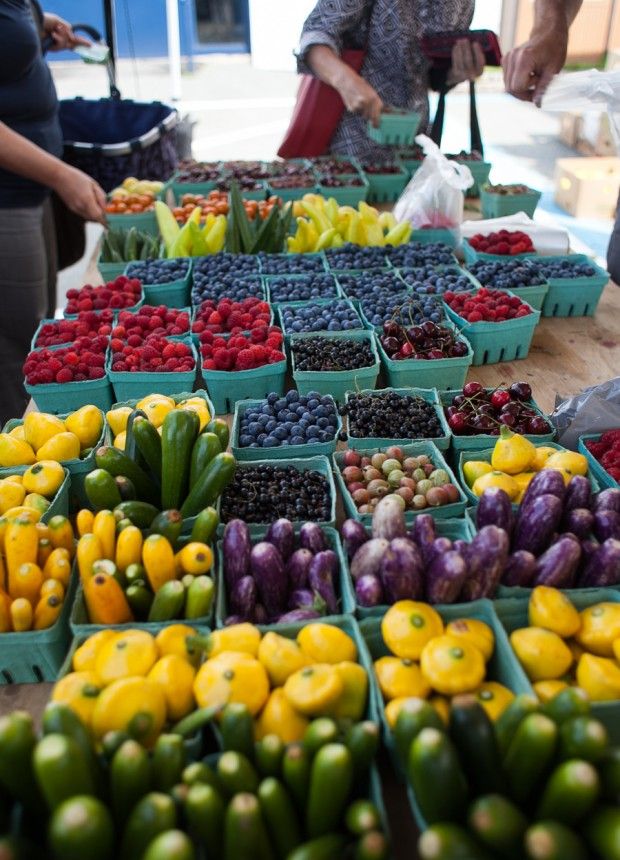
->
xmin=336 ymin=68 xmax=383 ymax=127
xmin=43 ymin=13 xmax=90 ymax=51
xmin=503 ymin=29 xmax=568 ymax=106
xmin=448 ymin=39 xmax=486 ymax=86
xmin=54 ymin=165 xmax=107 ymax=224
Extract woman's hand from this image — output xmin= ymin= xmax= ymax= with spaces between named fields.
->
xmin=54 ymin=165 xmax=107 ymax=224
xmin=448 ymin=39 xmax=486 ymax=86
xmin=336 ymin=67 xmax=383 ymax=127
xmin=43 ymin=13 xmax=90 ymax=51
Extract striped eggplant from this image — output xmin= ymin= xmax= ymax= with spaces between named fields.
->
xmin=299 ymin=522 xmax=327 ymax=554
xmin=409 ymin=514 xmax=436 ymax=565
xmin=501 ymin=550 xmax=537 ymax=587
xmin=340 ymin=519 xmax=369 ymax=560
xmin=513 ymin=494 xmax=563 ymax=556
xmin=520 ymin=469 xmax=566 ymax=510
xmin=372 ymin=495 xmax=407 ymax=540
xmin=230 ymin=575 xmax=257 ymax=620
xmin=308 ymin=550 xmax=338 ymax=614
xmin=461 ymin=525 xmax=509 ymax=601
xmin=265 ymin=518 xmax=295 ymax=562
xmin=476 ymin=487 xmax=513 ymax=533
xmin=594 ymin=488 xmax=620 ymax=513
xmin=250 ymin=541 xmax=286 ymax=618
xmin=593 ymin=510 xmax=620 ymax=542
xmin=534 ymin=536 xmax=581 ymax=588
xmin=355 ymin=573 xmax=384 ymax=607
xmin=579 ymin=538 xmax=620 ymax=587
xmin=564 ymin=475 xmax=592 ymax=512
xmin=426 ymin=550 xmax=468 ymax=604
xmin=222 ymin=519 xmax=252 ymax=590
xmin=380 ymin=538 xmax=423 ymax=603
xmin=286 ymin=549 xmax=313 ymax=590
xmin=350 ymin=538 xmax=389 ymax=581
xmin=561 ymin=508 xmax=594 ymax=541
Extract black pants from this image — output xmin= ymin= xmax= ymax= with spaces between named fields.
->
xmin=608 ymin=194 xmax=620 ymax=284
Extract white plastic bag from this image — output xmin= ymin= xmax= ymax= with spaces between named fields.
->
xmin=394 ymin=135 xmax=473 ymax=234
xmin=461 ymin=213 xmax=570 ymax=255
xmin=542 ymin=69 xmax=620 ymax=152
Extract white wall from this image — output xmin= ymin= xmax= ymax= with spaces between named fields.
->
xmin=249 ymin=0 xmax=316 ymax=71
xmin=471 ymin=0 xmax=502 ymax=32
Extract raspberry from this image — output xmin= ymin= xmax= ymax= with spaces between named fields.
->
xmin=64 ymin=352 xmax=79 ymax=366
xmin=213 ymin=348 xmax=232 ymax=370
xmin=55 ymin=368 xmax=74 ymax=383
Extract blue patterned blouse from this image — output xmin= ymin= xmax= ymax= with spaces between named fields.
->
xmin=297 ymin=0 xmax=475 ymax=158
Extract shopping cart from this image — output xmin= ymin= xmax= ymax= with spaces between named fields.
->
xmin=45 ymin=24 xmax=180 ymax=192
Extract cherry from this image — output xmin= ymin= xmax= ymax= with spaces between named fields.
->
xmin=500 ymin=413 xmax=516 ymax=427
xmin=400 ymin=342 xmax=414 ymax=357
xmin=463 ymin=381 xmax=483 ymax=398
xmin=527 ymin=416 xmax=551 ymax=434
xmin=491 ymin=389 xmax=511 ymax=409
xmin=382 ymin=336 xmax=400 ymax=354
xmin=383 ymin=321 xmax=400 ymax=337
xmin=509 ymin=381 xmax=532 ymax=401
xmin=448 ymin=412 xmax=467 ymax=432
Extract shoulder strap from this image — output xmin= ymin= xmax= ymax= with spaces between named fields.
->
xmin=430 ymin=80 xmax=484 ymax=157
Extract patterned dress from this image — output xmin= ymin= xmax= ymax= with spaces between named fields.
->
xmin=297 ymin=0 xmax=475 ymax=158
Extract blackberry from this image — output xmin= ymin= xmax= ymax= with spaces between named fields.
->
xmin=342 ymin=390 xmax=443 ymax=439
xmin=220 ymin=463 xmax=332 ymax=523
xmin=292 ymin=336 xmax=375 ymax=371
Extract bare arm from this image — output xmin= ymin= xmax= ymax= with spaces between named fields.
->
xmin=306 ymin=44 xmax=383 ymax=126
xmin=0 ymin=122 xmax=106 ymax=222
xmin=503 ymin=0 xmax=583 ymax=104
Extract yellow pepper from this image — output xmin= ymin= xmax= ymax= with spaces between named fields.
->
xmin=297 ymin=623 xmax=357 ymax=665
xmin=374 ymin=656 xmax=431 ymax=701
xmin=528 ymin=586 xmax=581 ymax=638
xmin=255 ymin=688 xmax=309 ymax=743
xmin=381 ymin=601 xmax=444 ymax=660
xmin=258 ymin=632 xmax=308 ymax=687
xmin=283 ymin=664 xmax=343 ymax=716
xmin=510 ymin=627 xmax=573 ymax=681
xmin=420 ymin=635 xmax=485 ymax=695
xmin=491 ymin=427 xmax=537 ymax=475
xmin=576 ymin=603 xmax=620 ymax=657
xmin=577 ymin=653 xmax=620 ymax=702
xmin=475 ymin=681 xmax=515 ymax=721
xmin=193 ymin=651 xmax=269 ymax=716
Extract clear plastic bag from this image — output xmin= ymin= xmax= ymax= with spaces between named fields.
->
xmin=542 ymin=69 xmax=620 ymax=152
xmin=550 ymin=377 xmax=620 ymax=449
xmin=394 ymin=135 xmax=473 ymax=234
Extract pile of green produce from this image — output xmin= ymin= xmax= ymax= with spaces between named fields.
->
xmin=100 ymin=228 xmax=162 ymax=264
xmin=402 ymin=689 xmax=620 ymax=859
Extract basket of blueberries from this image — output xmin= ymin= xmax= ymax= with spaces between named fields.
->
xmin=266 ymin=273 xmax=342 ymax=305
xmin=533 ymin=255 xmax=610 ymax=318
xmin=125 ymin=258 xmax=191 ymax=308
xmin=278 ymin=298 xmax=364 ymax=339
xmin=467 ymin=258 xmax=550 ymax=311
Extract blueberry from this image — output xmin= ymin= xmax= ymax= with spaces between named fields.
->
xmin=277 ymin=410 xmax=288 ymax=422
xmin=274 ymin=426 xmax=288 ymax=440
xmin=306 ymin=426 xmax=319 ymax=438
xmin=265 ymin=420 xmax=277 ymax=433
xmin=267 ymin=392 xmax=279 ymax=404
xmin=248 ymin=421 xmax=260 ymax=435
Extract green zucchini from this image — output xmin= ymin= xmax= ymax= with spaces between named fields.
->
xmin=601 ymin=748 xmax=620 ymax=804
xmin=585 ymin=806 xmax=620 ymax=860
xmin=95 ymin=446 xmax=159 ymax=505
xmin=205 ymin=418 xmax=230 ymax=451
xmin=495 ymin=694 xmax=539 ymax=759
xmin=525 ymin=821 xmax=588 ymax=860
xmin=114 ymin=475 xmax=136 ymax=501
xmin=559 ymin=716 xmax=609 ymax=763
xmin=537 ymin=759 xmax=600 ymax=823
xmin=504 ymin=713 xmax=558 ymax=805
xmin=133 ymin=416 xmax=162 ymax=482
xmin=542 ymin=687 xmax=590 ymax=726
xmin=468 ymin=794 xmax=528 ymax=858
xmin=85 ymin=468 xmax=122 ymax=511
xmin=449 ymin=695 xmax=505 ymax=796
xmin=161 ymin=409 xmax=199 ymax=511
xmin=418 ymin=824 xmax=494 ymax=860
xmin=180 ymin=452 xmax=236 ymax=518
xmin=190 ymin=432 xmax=221 ymax=488
xmin=148 ymin=509 xmax=183 ymax=545
xmin=147 ymin=580 xmax=185 ymax=622
xmin=114 ymin=501 xmax=159 ymax=529
xmin=407 ymin=727 xmax=468 ymax=825
xmin=217 ymin=751 xmax=260 ymax=796
xmin=393 ymin=698 xmax=443 ymax=764
xmin=306 ymin=743 xmax=354 ymax=839
xmin=190 ymin=506 xmax=219 ymax=544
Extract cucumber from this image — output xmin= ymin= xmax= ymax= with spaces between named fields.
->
xmin=161 ymin=410 xmax=199 ymax=511
xmin=190 ymin=506 xmax=219 ymax=544
xmin=221 ymin=703 xmax=255 ymax=760
xmin=601 ymin=748 xmax=620 ymax=803
xmin=449 ymin=695 xmax=505 ymax=796
xmin=184 ymin=575 xmax=214 ymax=620
xmin=190 ymin=432 xmax=221 ymax=488
xmin=114 ymin=501 xmax=159 ymax=529
xmin=585 ymin=806 xmax=620 ymax=860
xmin=286 ymin=834 xmax=347 ymax=860
xmin=223 ymin=791 xmax=274 ymax=860
xmin=559 ymin=716 xmax=609 ymax=763
xmin=468 ymin=794 xmax=528 ymax=858
xmin=257 ymin=776 xmax=301 ymax=859
xmin=393 ymin=699 xmax=443 ymax=764
xmin=147 ymin=580 xmax=185 ymax=622
xmin=142 ymin=830 xmax=195 ymax=860
xmin=418 ymin=824 xmax=494 ymax=860
xmin=0 ymin=712 xmax=45 ymax=813
xmin=306 ymin=743 xmax=353 ymax=839
xmin=125 ymin=581 xmax=153 ymax=619
xmin=344 ymin=721 xmax=380 ymax=779
xmin=49 ymin=796 xmax=114 ymax=860
xmin=525 ymin=821 xmax=588 ymax=860
xmin=95 ymin=446 xmax=159 ymax=505
xmin=345 ymin=800 xmax=382 ymax=836
xmin=41 ymin=703 xmax=99 ymax=778
xmin=184 ymin=783 xmax=225 ymax=858
xmin=217 ymin=751 xmax=260 ymax=796
xmin=133 ymin=417 xmax=162 ymax=482
xmin=407 ymin=728 xmax=468 ymax=825
xmin=303 ymin=718 xmax=339 ymax=757
xmin=110 ymin=739 xmax=151 ymax=826
xmin=205 ymin=418 xmax=230 ymax=451
xmin=355 ymin=831 xmax=390 ymax=860
xmin=152 ymin=734 xmax=186 ymax=793
xmin=537 ymin=759 xmax=600 ymax=823
xmin=85 ymin=468 xmax=123 ymax=511
xmin=120 ymin=792 xmax=177 ymax=860
xmin=495 ymin=694 xmax=539 ymax=758
xmin=180 ymin=452 xmax=236 ymax=518
xmin=282 ymin=744 xmax=311 ymax=813
xmin=182 ymin=761 xmax=223 ymax=792
xmin=148 ymin=509 xmax=183 ymax=545
xmin=33 ymin=734 xmax=95 ymax=811
xmin=542 ymin=687 xmax=590 ymax=725
xmin=504 ymin=713 xmax=558 ymax=805
xmin=255 ymin=735 xmax=285 ymax=778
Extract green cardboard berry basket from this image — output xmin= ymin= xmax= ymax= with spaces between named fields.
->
xmin=169 ymin=177 xmax=218 ymax=199
xmin=0 ymin=463 xmax=70 ymax=521
xmin=265 ymin=180 xmax=319 ymax=202
xmin=363 ymin=164 xmax=409 ymax=204
xmin=98 ymin=259 xmax=128 ymax=281
xmin=30 ymin=316 xmax=113 ymax=353
xmin=462 ymin=238 xmax=537 ymax=266
xmin=291 ymin=329 xmax=381 ymax=403
xmin=494 ymin=590 xmax=620 ymax=744
xmin=408 ymin=228 xmax=458 ymax=248
xmin=214 ymin=525 xmax=354 ymax=627
xmin=125 ymin=258 xmax=192 ymax=308
xmin=0 ymin=571 xmax=77 ymax=685
xmin=344 ymin=387 xmax=452 ymax=451
xmin=277 ymin=298 xmax=364 ymax=341
xmin=107 ymin=338 xmax=198 ymax=402
xmin=106 ymin=210 xmax=159 ymax=236
xmin=316 ymin=177 xmax=369 ymax=207
xmin=230 ymin=395 xmax=342 ymax=461
xmin=359 ymin=598 xmax=532 ymax=784
xmin=377 ymin=329 xmax=473 ymax=391
xmin=218 ymin=455 xmax=337 ymax=535
xmin=367 ymin=110 xmax=421 ymax=146
xmin=333 ymin=440 xmax=467 ymax=528
xmin=459 ymin=159 xmax=492 ymax=196
xmin=201 ymin=354 xmax=287 ymax=415
xmin=3 ymin=411 xmax=108 ymax=510
xmin=443 ymin=292 xmax=541 ymax=366
xmin=456 ymin=440 xmax=598 ymax=507
xmin=398 ymin=154 xmax=423 ymax=175
xmin=259 ymin=252 xmax=328 ymax=276
xmin=501 ymin=282 xmax=549 ymax=312
xmin=480 ymin=186 xmax=541 ymax=219
xmin=25 ymin=369 xmax=114 ymax=415
xmin=265 ymin=273 xmax=343 ymax=305
xmin=63 ymin=293 xmax=144 ymax=320
xmin=539 ymin=254 xmax=609 ymax=318
xmin=579 ymin=433 xmax=619 ymax=490
xmin=438 ymin=388 xmax=555 ymax=456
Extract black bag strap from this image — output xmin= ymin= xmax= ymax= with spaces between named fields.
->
xmin=431 ymin=80 xmax=484 ymax=157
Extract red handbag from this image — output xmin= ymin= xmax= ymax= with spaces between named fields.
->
xmin=278 ymin=49 xmax=366 ymax=158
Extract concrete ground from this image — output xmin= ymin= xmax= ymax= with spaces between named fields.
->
xmin=50 ymin=56 xmax=614 ymax=308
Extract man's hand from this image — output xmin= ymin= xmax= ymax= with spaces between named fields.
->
xmin=55 ymin=165 xmax=107 ymax=224
xmin=43 ymin=13 xmax=90 ymax=51
xmin=448 ymin=39 xmax=486 ymax=86
xmin=503 ymin=30 xmax=568 ymax=106
xmin=336 ymin=67 xmax=383 ymax=127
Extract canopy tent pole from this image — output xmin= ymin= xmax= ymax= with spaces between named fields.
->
xmin=102 ymin=0 xmax=118 ymax=95
xmin=165 ymin=0 xmax=183 ymax=102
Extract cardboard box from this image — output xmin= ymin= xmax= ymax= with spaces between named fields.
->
xmin=554 ymin=156 xmax=620 ymax=218
xmin=577 ymin=112 xmax=617 ymax=157
xmin=559 ymin=112 xmax=583 ymax=149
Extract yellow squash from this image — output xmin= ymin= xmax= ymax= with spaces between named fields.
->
xmin=429 ymin=696 xmax=451 ymax=725
xmin=0 ymin=590 xmax=11 ymax=632
xmin=72 ymin=629 xmax=116 ymax=674
xmin=35 ymin=432 xmax=80 ymax=462
xmin=77 ymin=534 xmax=104 ymax=581
xmin=475 ymin=682 xmax=515 ymax=721
xmin=283 ymin=663 xmax=343 ymax=716
xmin=462 ymin=460 xmax=492 ymax=488
xmin=255 ymin=688 xmax=309 ymax=743
xmin=0 ymin=481 xmax=26 ymax=514
xmin=155 ymin=624 xmax=202 ymax=667
xmin=543 ymin=450 xmax=588 ymax=478
xmin=76 ymin=509 xmax=95 ymax=537
xmin=83 ymin=574 xmax=133 ymax=627
xmin=491 ymin=427 xmax=536 ymax=475
xmin=533 ymin=680 xmax=569 ymax=704
xmin=297 ymin=623 xmax=357 ymax=665
xmin=445 ymin=618 xmax=495 ymax=662
xmin=9 ymin=597 xmax=33 ymax=631
xmin=37 ymin=538 xmax=53 ymax=568
xmin=178 ymin=542 xmax=213 ymax=576
xmin=43 ymin=547 xmax=71 ymax=587
xmin=374 ymin=656 xmax=430 ymax=701
xmin=33 ymin=593 xmax=63 ymax=630
xmin=577 ymin=653 xmax=620 ymax=702
xmin=115 ymin=525 xmax=143 ymax=573
xmin=64 ymin=405 xmax=103 ymax=449
xmin=9 ymin=562 xmax=43 ymax=605
xmin=381 ymin=601 xmax=444 ymax=660
xmin=5 ymin=517 xmax=38 ymax=580
xmin=23 ymin=412 xmax=65 ymax=451
xmin=47 ymin=515 xmax=74 ymax=553
xmin=142 ymin=534 xmax=176 ymax=592
xmin=95 ymin=629 xmax=158 ymax=684
xmin=528 ymin=586 xmax=581 ymax=638
xmin=0 ymin=434 xmax=35 ymax=467
xmin=93 ymin=510 xmax=116 ymax=561
xmin=52 ymin=671 xmax=102 ymax=727
xmin=576 ymin=603 xmax=620 ymax=657
xmin=472 ymin=471 xmax=519 ymax=500
xmin=510 ymin=627 xmax=573 ymax=681
xmin=258 ymin=632 xmax=308 ymax=687
xmin=135 ymin=394 xmax=175 ymax=427
xmin=148 ymin=654 xmax=196 ymax=721
xmin=420 ymin=635 xmax=486 ymax=695
xmin=330 ymin=661 xmax=368 ymax=720
xmin=105 ymin=406 xmax=132 ymax=437
xmin=193 ymin=651 xmax=269 ymax=715
xmin=22 ymin=461 xmax=65 ymax=497
xmin=205 ymin=623 xmax=261 ymax=658
xmin=91 ymin=676 xmax=166 ymax=746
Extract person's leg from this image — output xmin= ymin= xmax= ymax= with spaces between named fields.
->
xmin=607 ymin=193 xmax=620 ymax=284
xmin=42 ymin=197 xmax=58 ymax=318
xmin=0 ymin=205 xmax=48 ymax=423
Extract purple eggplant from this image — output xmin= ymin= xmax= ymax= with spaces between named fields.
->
xmin=308 ymin=550 xmax=339 ymax=615
xmin=534 ymin=537 xmax=581 ymax=588
xmin=286 ymin=549 xmax=313 ymax=590
xmin=520 ymin=470 xmax=566 ymax=509
xmin=350 ymin=538 xmax=389 ymax=581
xmin=380 ymin=538 xmax=423 ymax=603
xmin=355 ymin=573 xmax=384 ymax=608
xmin=250 ymin=541 xmax=286 ymax=618
xmin=501 ymin=550 xmax=537 ymax=587
xmin=254 ymin=604 xmax=268 ymax=625
xmin=222 ymin=519 xmax=252 ymax=590
xmin=594 ymin=488 xmax=620 ymax=514
xmin=476 ymin=487 xmax=513 ymax=534
xmin=580 ymin=538 xmax=620 ymax=587
xmin=340 ymin=519 xmax=369 ymax=560
xmin=230 ymin=575 xmax=257 ymax=619
xmin=513 ymin=494 xmax=563 ymax=556
xmin=288 ymin=588 xmax=326 ymax=613
xmin=564 ymin=475 xmax=592 ymax=512
xmin=561 ymin=508 xmax=595 ymax=541
xmin=265 ymin=518 xmax=295 ymax=562
xmin=593 ymin=510 xmax=620 ymax=542
xmin=428 ymin=537 xmax=453 ymax=565
xmin=299 ymin=522 xmax=327 ymax=554
xmin=453 ymin=540 xmax=468 ymax=555
xmin=277 ymin=609 xmax=321 ymax=623
xmin=426 ymin=551 xmax=468 ymax=604
xmin=461 ymin=525 xmax=510 ymax=601
xmin=409 ymin=514 xmax=436 ymax=565
xmin=372 ymin=495 xmax=407 ymax=540
xmin=224 ymin=614 xmax=244 ymax=626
